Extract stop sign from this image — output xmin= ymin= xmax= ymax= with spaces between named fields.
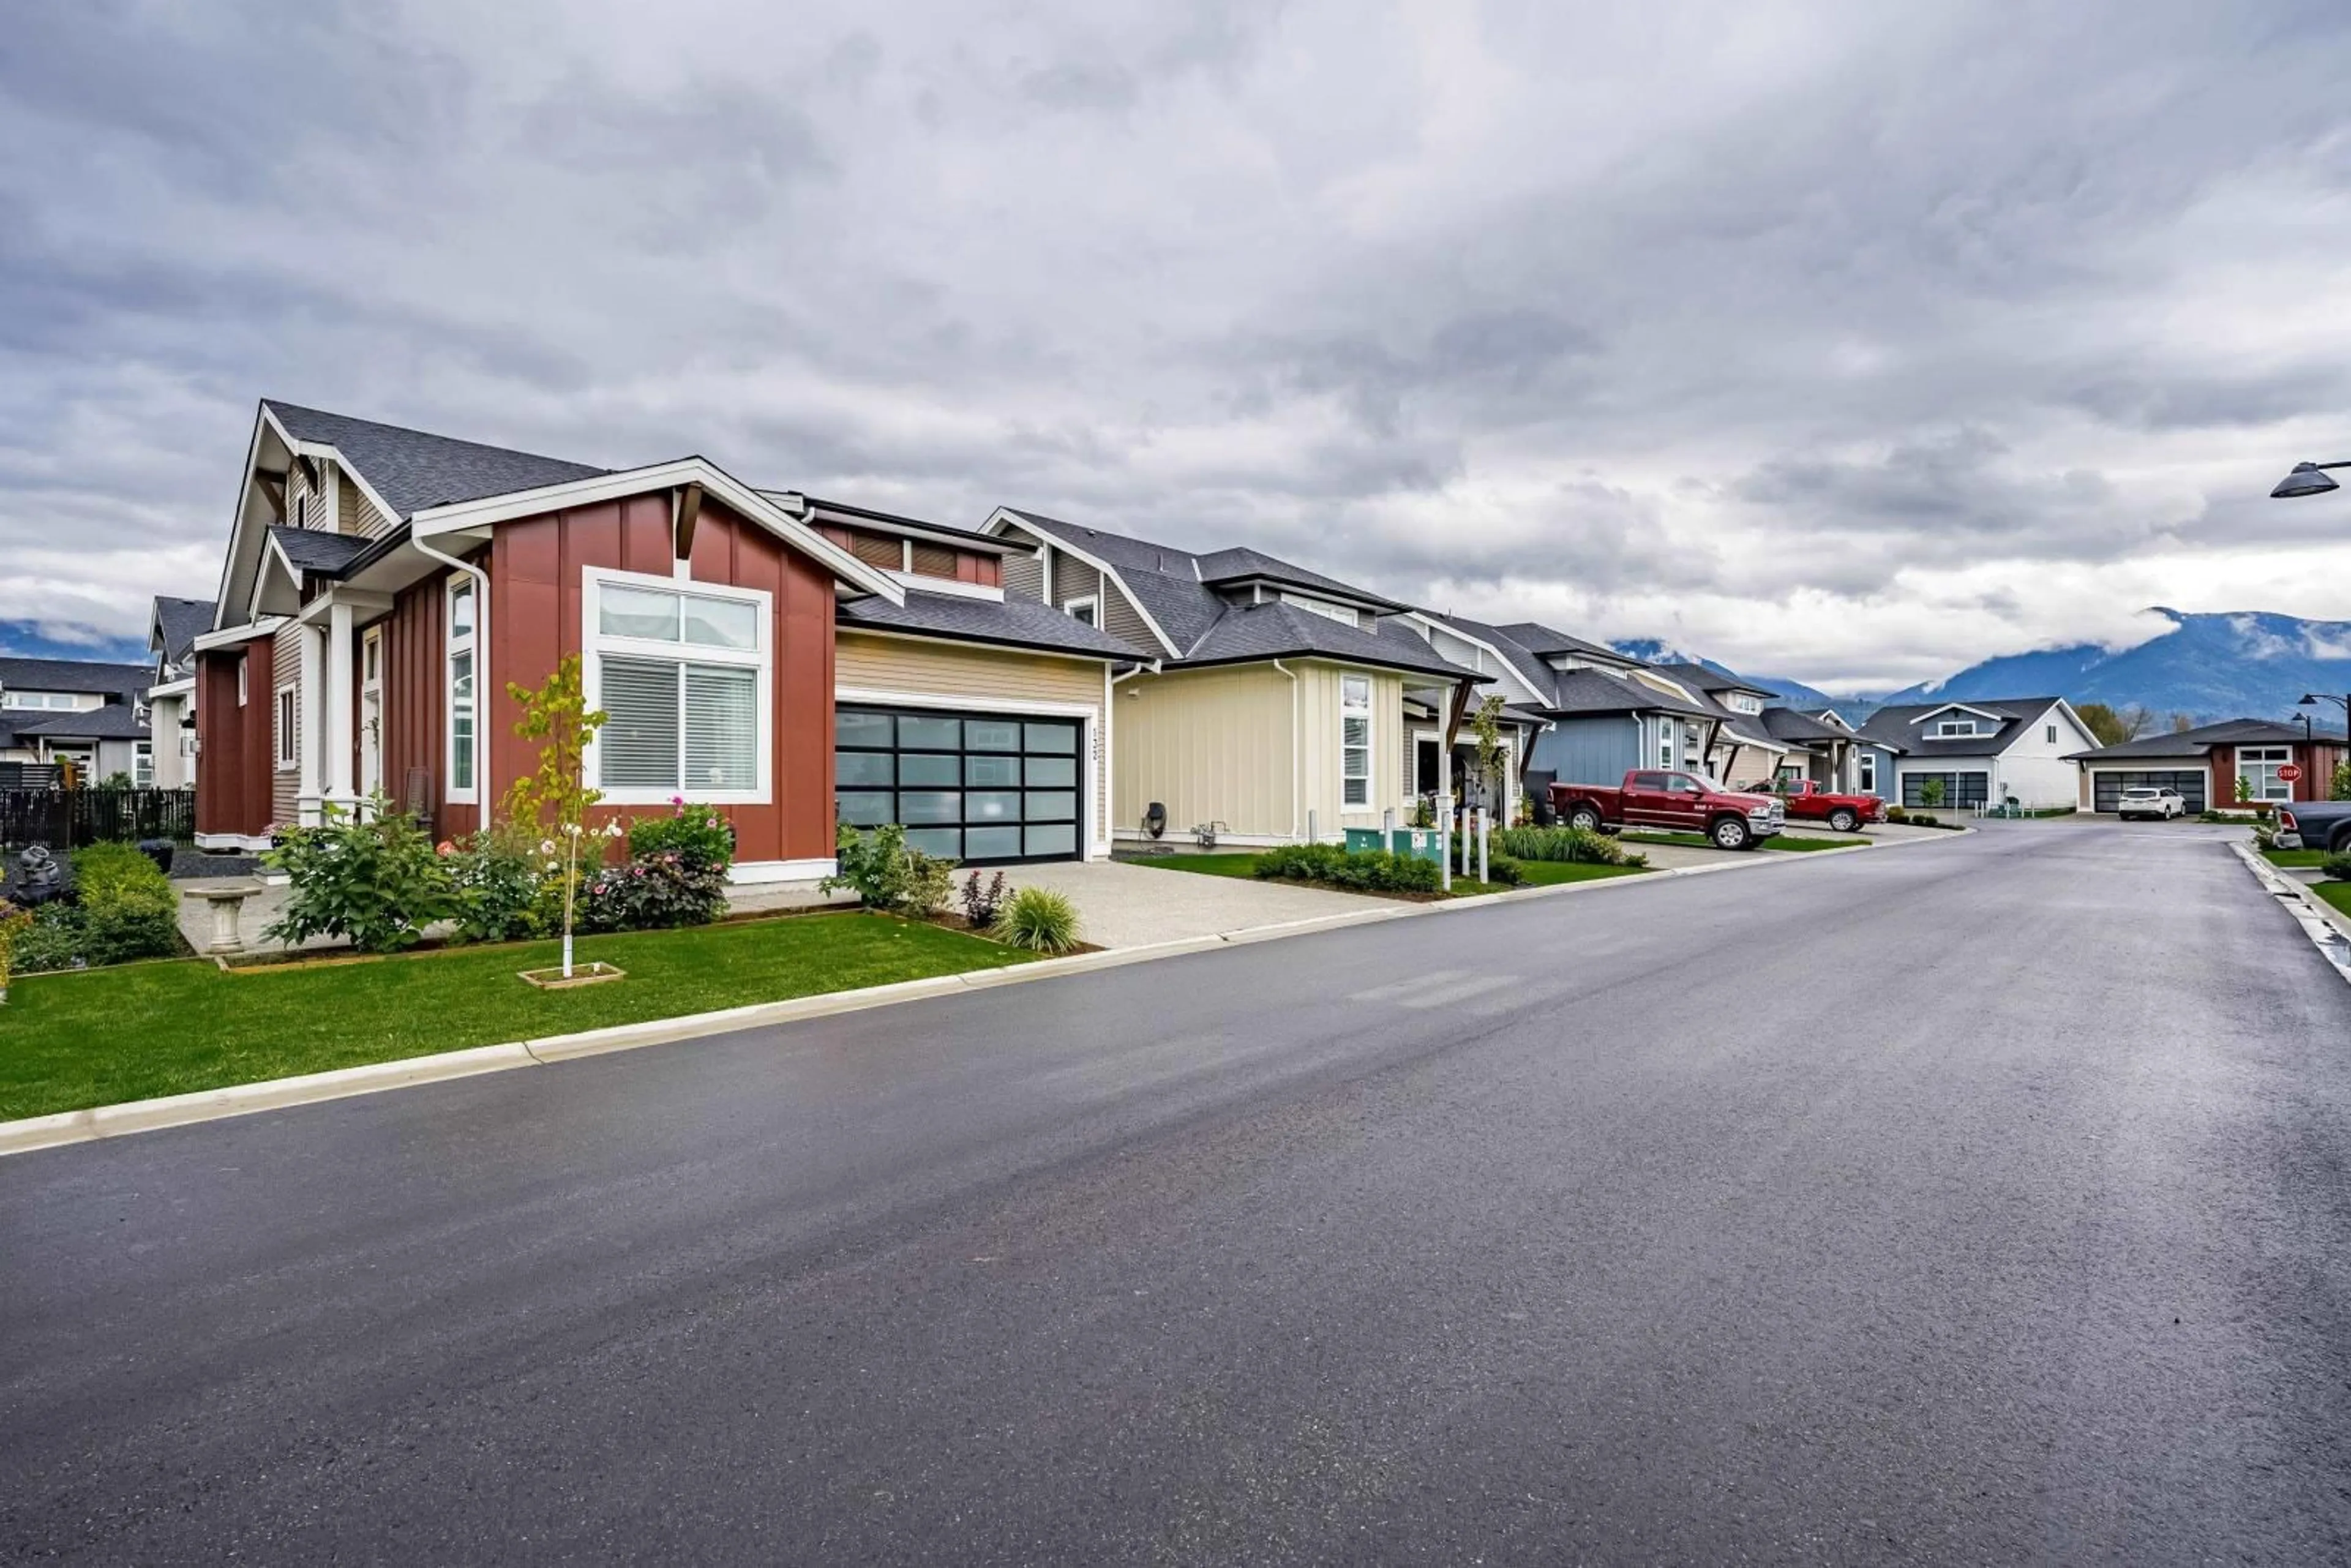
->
xmin=2279 ymin=762 xmax=2304 ymax=783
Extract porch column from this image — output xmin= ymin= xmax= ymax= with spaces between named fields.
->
xmin=298 ymin=622 xmax=325 ymax=822
xmin=326 ymin=598 xmax=356 ymax=804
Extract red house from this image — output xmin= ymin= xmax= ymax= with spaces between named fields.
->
xmin=2069 ymin=718 xmax=2347 ymax=815
xmin=195 ymin=402 xmax=1144 ymax=877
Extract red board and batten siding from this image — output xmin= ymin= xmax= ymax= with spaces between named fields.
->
xmin=376 ymin=569 xmax=467 ymax=841
xmin=487 ymin=494 xmax=839 ymax=865
xmin=193 ymin=640 xmax=274 ymax=838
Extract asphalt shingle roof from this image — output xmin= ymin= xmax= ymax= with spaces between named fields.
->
xmin=151 ymin=597 xmax=212 ymax=666
xmin=838 ymin=588 xmax=1152 ymax=661
xmin=2063 ymin=717 xmax=2344 ymax=760
xmin=265 ymin=400 xmax=608 ymax=520
xmin=1543 ymin=666 xmax=1715 ymax=719
xmin=0 ymin=657 xmax=152 ymax=701
xmin=1179 ymin=601 xmax=1484 ymax=681
xmin=1758 ymin=705 xmax=1852 ymax=745
xmin=1854 ymin=697 xmax=2061 ymax=758
xmin=1419 ymin=613 xmax=1562 ymax=705
xmin=1493 ymin=621 xmax=1626 ymax=664
xmin=269 ymin=525 xmax=377 ymax=576
xmin=16 ymin=705 xmax=150 ymax=740
xmin=1001 ymin=509 xmax=1460 ymax=673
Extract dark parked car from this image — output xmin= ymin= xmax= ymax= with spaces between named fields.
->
xmin=2278 ymin=802 xmax=2351 ymax=853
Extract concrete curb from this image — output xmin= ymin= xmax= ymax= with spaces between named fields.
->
xmin=2231 ymin=839 xmax=2351 ymax=983
xmin=0 ymin=825 xmax=1969 ymax=1160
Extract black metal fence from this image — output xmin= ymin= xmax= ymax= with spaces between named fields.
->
xmin=0 ymin=788 xmax=197 ymax=850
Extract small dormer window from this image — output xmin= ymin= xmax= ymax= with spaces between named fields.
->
xmin=1937 ymin=721 xmax=1976 ymax=737
xmin=1066 ymin=596 xmax=1098 ymax=628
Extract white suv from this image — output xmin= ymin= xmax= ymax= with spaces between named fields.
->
xmin=2116 ymin=786 xmax=2186 ymax=821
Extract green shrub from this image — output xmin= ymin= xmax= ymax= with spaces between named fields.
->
xmin=71 ymin=841 xmax=181 ymax=964
xmin=1907 ymin=812 xmax=1941 ymax=828
xmin=2323 ymin=852 xmax=2351 ymax=882
xmin=263 ymin=801 xmax=455 ymax=953
xmin=1255 ymin=843 xmax=1443 ymax=893
xmin=1482 ymin=855 xmax=1526 ymax=887
xmin=0 ymin=900 xmax=32 ymax=997
xmin=991 ymin=885 xmax=1082 ymax=953
xmin=444 ymin=828 xmax=549 ymax=943
xmin=1493 ymin=825 xmax=1628 ymax=865
xmin=8 ymin=902 xmax=85 ymax=974
xmin=903 ymin=850 xmax=956 ymax=918
xmin=823 ymin=824 xmax=960 ymax=915
xmin=1884 ymin=806 xmax=1910 ymax=823
xmin=628 ymin=801 xmax=735 ymax=874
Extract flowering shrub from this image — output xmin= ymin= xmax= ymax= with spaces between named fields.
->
xmin=442 ymin=828 xmax=549 ymax=944
xmin=264 ymin=800 xmax=454 ymax=953
xmin=629 ymin=798 xmax=735 ymax=874
xmin=959 ymin=869 xmax=1010 ymax=928
xmin=578 ymin=848 xmax=727 ymax=932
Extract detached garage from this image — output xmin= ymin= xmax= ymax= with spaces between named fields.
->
xmin=2089 ymin=768 xmax=2207 ymax=814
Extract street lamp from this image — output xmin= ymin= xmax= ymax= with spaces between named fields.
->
xmin=2271 ymin=460 xmax=2351 ymax=498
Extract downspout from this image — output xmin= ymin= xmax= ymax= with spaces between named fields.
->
xmin=413 ymin=530 xmax=492 ymax=821
xmin=1104 ymin=660 xmax=1161 ymax=850
xmin=1273 ymin=659 xmax=1300 ymax=841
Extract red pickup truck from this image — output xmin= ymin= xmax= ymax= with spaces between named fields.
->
xmin=1551 ymin=770 xmax=1788 ymax=850
xmin=1742 ymin=778 xmax=1886 ymax=834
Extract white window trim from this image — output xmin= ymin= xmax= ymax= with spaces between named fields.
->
xmin=1936 ymin=721 xmax=1978 ymax=737
xmin=1064 ymin=594 xmax=1099 ymax=628
xmin=1340 ymin=673 xmax=1373 ymax=809
xmin=274 ymin=682 xmax=298 ymax=771
xmin=581 ymin=566 xmax=773 ymax=807
xmin=133 ymin=740 xmax=154 ymax=788
xmin=446 ymin=576 xmax=479 ymax=805
xmin=2236 ymin=745 xmax=2294 ymax=803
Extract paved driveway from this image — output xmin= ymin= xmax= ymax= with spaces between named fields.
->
xmin=6 ymin=820 xmax=2347 ymax=1563
xmin=997 ymin=855 xmax=1409 ymax=948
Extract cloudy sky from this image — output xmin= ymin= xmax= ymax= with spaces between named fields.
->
xmin=7 ymin=0 xmax=2351 ymax=690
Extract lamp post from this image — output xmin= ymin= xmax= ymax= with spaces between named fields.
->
xmin=2298 ymin=694 xmax=2349 ymax=800
xmin=2270 ymin=461 xmax=2351 ymax=498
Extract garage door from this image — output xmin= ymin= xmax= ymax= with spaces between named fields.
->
xmin=1902 ymin=771 xmax=1989 ymax=809
xmin=2092 ymin=769 xmax=2207 ymax=813
xmin=834 ymin=704 xmax=1084 ymax=864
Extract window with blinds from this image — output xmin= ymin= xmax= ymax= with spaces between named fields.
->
xmin=586 ymin=572 xmax=769 ymax=801
xmin=909 ymin=542 xmax=961 ymax=579
xmin=847 ymin=531 xmax=904 ymax=569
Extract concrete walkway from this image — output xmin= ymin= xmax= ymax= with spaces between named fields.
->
xmin=997 ymin=857 xmax=1409 ymax=950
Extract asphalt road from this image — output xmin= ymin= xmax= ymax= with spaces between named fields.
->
xmin=6 ymin=821 xmax=2350 ymax=1564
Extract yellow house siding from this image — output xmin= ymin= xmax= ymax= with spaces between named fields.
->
xmin=1114 ymin=664 xmax=1297 ymax=839
xmin=1113 ymin=660 xmax=1406 ymax=841
xmin=270 ymin=623 xmax=304 ymax=827
xmin=834 ymin=630 xmax=1112 ymax=848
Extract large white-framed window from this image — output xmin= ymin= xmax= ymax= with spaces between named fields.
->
xmin=1340 ymin=673 xmax=1372 ymax=808
xmin=583 ymin=567 xmax=772 ymax=805
xmin=2237 ymin=745 xmax=2293 ymax=802
xmin=446 ymin=578 xmax=478 ymax=803
xmin=274 ymin=683 xmax=297 ymax=770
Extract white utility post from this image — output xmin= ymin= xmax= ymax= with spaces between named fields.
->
xmin=326 ymin=598 xmax=356 ymax=811
xmin=1477 ymin=808 xmax=1488 ymax=884
xmin=298 ymin=624 xmax=324 ymax=823
xmin=1381 ymin=806 xmax=1395 ymax=853
xmin=1307 ymin=808 xmax=1318 ymax=846
xmin=1436 ymin=790 xmax=1452 ymax=891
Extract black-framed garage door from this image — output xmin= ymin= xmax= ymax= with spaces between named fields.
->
xmin=834 ymin=704 xmax=1083 ymax=864
xmin=2092 ymin=769 xmax=2207 ymax=813
xmin=1902 ymin=770 xmax=1989 ymax=809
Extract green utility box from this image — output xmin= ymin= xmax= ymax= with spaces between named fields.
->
xmin=1343 ymin=827 xmax=1445 ymax=863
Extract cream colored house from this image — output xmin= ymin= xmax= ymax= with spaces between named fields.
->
xmin=984 ymin=510 xmax=1488 ymax=846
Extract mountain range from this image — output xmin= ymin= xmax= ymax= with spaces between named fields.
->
xmin=1620 ymin=610 xmax=2351 ymax=725
xmin=1608 ymin=639 xmax=1849 ymax=710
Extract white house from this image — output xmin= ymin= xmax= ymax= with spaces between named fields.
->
xmin=1853 ymin=697 xmax=2099 ymax=811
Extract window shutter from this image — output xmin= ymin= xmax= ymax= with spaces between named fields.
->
xmin=683 ymin=664 xmax=759 ymax=790
xmin=909 ymin=542 xmax=959 ymax=579
xmin=600 ymin=657 xmax=681 ymax=787
xmin=848 ymin=532 xmax=902 ymax=569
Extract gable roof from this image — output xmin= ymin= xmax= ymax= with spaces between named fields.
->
xmin=1544 ymin=666 xmax=1716 ymax=719
xmin=1758 ymin=705 xmax=1851 ymax=745
xmin=1493 ymin=621 xmax=1629 ymax=666
xmin=0 ymin=656 xmax=152 ymax=700
xmin=13 ymin=705 xmax=151 ymax=741
xmin=1654 ymin=661 xmax=1775 ymax=700
xmin=2063 ymin=717 xmax=2345 ymax=760
xmin=268 ymin=524 xmax=375 ymax=577
xmin=992 ymin=509 xmax=1475 ymax=679
xmin=1854 ymin=697 xmax=2063 ymax=757
xmin=838 ymin=587 xmax=1150 ymax=661
xmin=1413 ymin=613 xmax=1566 ymax=705
xmin=151 ymin=597 xmax=213 ymax=666
xmin=264 ymin=400 xmax=608 ymax=522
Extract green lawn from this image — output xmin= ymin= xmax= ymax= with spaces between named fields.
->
xmin=1620 ymin=831 xmax=1858 ymax=852
xmin=2264 ymin=848 xmax=2333 ymax=868
xmin=0 ymin=913 xmax=1032 ymax=1121
xmin=2312 ymin=881 xmax=2351 ymax=917
xmin=1130 ymin=852 xmax=1648 ymax=893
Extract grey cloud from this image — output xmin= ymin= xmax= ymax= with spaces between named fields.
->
xmin=8 ymin=0 xmax=2351 ymax=680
